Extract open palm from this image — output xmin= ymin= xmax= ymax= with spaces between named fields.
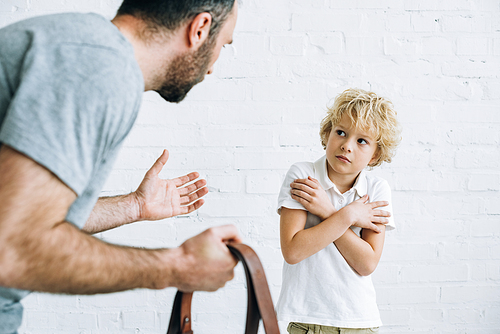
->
xmin=134 ymin=150 xmax=208 ymax=221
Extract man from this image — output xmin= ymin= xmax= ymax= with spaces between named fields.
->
xmin=0 ymin=0 xmax=240 ymax=332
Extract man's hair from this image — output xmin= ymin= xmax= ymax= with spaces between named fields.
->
xmin=117 ymin=0 xmax=236 ymax=41
xmin=319 ymin=88 xmax=402 ymax=167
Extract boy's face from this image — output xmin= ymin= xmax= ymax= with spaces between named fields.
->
xmin=325 ymin=113 xmax=379 ymax=183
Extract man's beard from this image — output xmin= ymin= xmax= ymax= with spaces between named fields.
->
xmin=156 ymin=38 xmax=214 ymax=103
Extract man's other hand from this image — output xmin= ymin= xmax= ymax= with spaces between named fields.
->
xmin=164 ymin=225 xmax=242 ymax=292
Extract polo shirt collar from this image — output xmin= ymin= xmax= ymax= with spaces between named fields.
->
xmin=313 ymin=155 xmax=368 ymax=197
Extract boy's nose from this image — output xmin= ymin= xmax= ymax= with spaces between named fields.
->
xmin=341 ymin=143 xmax=352 ymax=153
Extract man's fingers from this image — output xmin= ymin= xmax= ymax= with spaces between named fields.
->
xmin=211 ymin=224 xmax=242 ymax=244
xmin=147 ymin=149 xmax=169 ymax=176
xmin=178 ymin=179 xmax=207 ymax=196
xmin=180 ymin=187 xmax=208 ymax=205
xmin=172 ymin=171 xmax=201 ymax=187
xmin=183 ymin=199 xmax=205 ymax=214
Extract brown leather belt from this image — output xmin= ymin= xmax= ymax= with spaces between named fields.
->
xmin=166 ymin=243 xmax=280 ymax=334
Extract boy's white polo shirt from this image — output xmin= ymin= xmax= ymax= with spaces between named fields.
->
xmin=276 ymin=155 xmax=395 ymax=328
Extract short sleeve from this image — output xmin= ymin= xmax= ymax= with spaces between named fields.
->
xmin=277 ymin=162 xmax=315 ymax=215
xmin=369 ymin=178 xmax=396 ymax=231
xmin=0 ymin=42 xmax=141 ymax=197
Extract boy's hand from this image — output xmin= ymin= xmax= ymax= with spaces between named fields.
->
xmin=341 ymin=195 xmax=390 ymax=233
xmin=290 ymin=176 xmax=337 ymax=220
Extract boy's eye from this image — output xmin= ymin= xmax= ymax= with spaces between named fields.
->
xmin=336 ymin=130 xmax=346 ymax=137
xmin=358 ymin=138 xmax=368 ymax=145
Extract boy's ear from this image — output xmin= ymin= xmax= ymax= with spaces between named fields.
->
xmin=369 ymin=149 xmax=381 ymax=165
xmin=187 ymin=12 xmax=212 ymax=49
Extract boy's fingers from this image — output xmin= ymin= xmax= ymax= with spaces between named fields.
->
xmin=355 ymin=194 xmax=369 ymax=203
xmin=374 ymin=209 xmax=391 ymax=217
xmin=369 ymin=223 xmax=381 ymax=233
xmin=370 ymin=200 xmax=389 ymax=208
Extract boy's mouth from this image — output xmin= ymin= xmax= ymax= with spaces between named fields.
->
xmin=336 ymin=155 xmax=351 ymax=163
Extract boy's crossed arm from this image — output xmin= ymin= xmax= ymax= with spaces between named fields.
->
xmin=280 ymin=177 xmax=389 ymax=275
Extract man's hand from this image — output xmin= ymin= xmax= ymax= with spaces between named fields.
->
xmin=167 ymin=225 xmax=242 ymax=292
xmin=290 ymin=176 xmax=336 ymax=220
xmin=340 ymin=195 xmax=390 ymax=233
xmin=133 ymin=149 xmax=208 ymax=221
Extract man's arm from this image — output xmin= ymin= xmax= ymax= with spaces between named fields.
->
xmin=0 ymin=145 xmax=239 ymax=294
xmin=83 ymin=149 xmax=208 ymax=234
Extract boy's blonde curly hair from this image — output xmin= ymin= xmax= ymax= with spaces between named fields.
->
xmin=319 ymin=88 xmax=401 ymax=167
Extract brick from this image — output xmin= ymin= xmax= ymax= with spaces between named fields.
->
xmin=122 ymin=311 xmax=156 ymax=329
xmin=234 ymin=151 xmax=306 ymax=170
xmin=207 ymin=174 xmax=242 ymax=193
xmin=457 ymin=37 xmax=489 ymax=56
xmin=468 ymin=174 xmax=500 ymax=191
xmin=198 ymin=196 xmax=270 ymax=217
xmin=0 ymin=0 xmax=28 ymax=12
xmin=411 ymin=13 xmax=441 ymax=32
xmin=494 ymin=39 xmax=500 ymax=56
xmin=270 ymin=35 xmax=305 ymax=56
xmin=278 ymin=125 xmax=318 ymax=147
xmin=378 ymin=308 xmax=411 ymax=326
xmin=442 ymin=59 xmax=500 ymax=79
xmin=386 ymin=14 xmax=412 ymax=32
xmin=252 ymin=80 xmax=327 ymax=101
xmin=185 ymin=79 xmax=246 ymax=101
xmin=309 ymin=33 xmax=343 ymax=54
xmin=401 ymin=265 xmax=469 ymax=283
xmin=246 ymin=171 xmax=282 ymax=194
xmin=448 ymin=308 xmax=482 ymax=324
xmin=421 ymin=36 xmax=455 ymax=56
xmin=418 ymin=308 xmax=444 ymax=323
xmin=384 ymin=36 xmax=418 ymax=55
xmin=455 ymin=148 xmax=500 ymax=169
xmin=441 ymin=286 xmax=500 ymax=303
xmin=30 ymin=0 xmax=100 ymax=11
xmin=347 ymin=36 xmax=384 ymax=56
xmin=292 ymin=12 xmax=361 ymax=32
xmin=377 ymin=287 xmax=439 ymax=304
xmin=372 ymin=265 xmax=399 ymax=284
xmin=382 ymin=243 xmax=438 ymax=262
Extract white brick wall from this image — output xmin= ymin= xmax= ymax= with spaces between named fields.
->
xmin=1 ymin=0 xmax=499 ymax=333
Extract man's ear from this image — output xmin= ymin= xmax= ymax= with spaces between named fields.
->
xmin=187 ymin=12 xmax=212 ymax=49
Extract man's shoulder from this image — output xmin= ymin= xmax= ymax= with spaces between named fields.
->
xmin=1 ymin=13 xmax=130 ymax=56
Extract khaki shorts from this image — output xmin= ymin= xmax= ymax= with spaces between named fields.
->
xmin=287 ymin=322 xmax=379 ymax=334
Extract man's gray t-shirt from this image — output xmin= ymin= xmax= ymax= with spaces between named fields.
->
xmin=0 ymin=13 xmax=144 ymax=333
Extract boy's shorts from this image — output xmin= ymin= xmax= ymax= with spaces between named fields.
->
xmin=287 ymin=322 xmax=379 ymax=334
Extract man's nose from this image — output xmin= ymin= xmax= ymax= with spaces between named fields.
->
xmin=207 ymin=66 xmax=214 ymax=75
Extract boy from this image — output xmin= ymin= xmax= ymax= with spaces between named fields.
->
xmin=276 ymin=88 xmax=401 ymax=333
